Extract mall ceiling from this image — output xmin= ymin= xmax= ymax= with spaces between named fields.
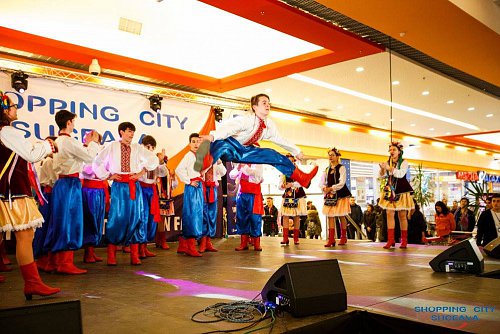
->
xmin=1 ymin=0 xmax=499 ymax=152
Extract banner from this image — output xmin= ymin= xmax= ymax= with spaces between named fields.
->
xmin=1 ymin=73 xmax=224 ymax=240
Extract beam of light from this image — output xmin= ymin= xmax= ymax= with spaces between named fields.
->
xmin=235 ymin=266 xmax=273 ymax=272
xmin=288 ymin=74 xmax=480 ymax=130
xmin=135 ymin=271 xmax=260 ymax=300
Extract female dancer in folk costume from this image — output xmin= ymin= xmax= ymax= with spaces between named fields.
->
xmin=280 ymin=154 xmax=307 ymax=245
xmin=0 ymin=92 xmax=60 ymax=298
xmin=378 ymin=142 xmax=414 ymax=249
xmin=320 ymin=148 xmax=351 ymax=247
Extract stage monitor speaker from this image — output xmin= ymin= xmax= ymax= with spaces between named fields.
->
xmin=261 ymin=259 xmax=347 ymax=317
xmin=429 ymin=238 xmax=484 ymax=274
xmin=483 ymin=237 xmax=500 ymax=259
xmin=0 ymin=300 xmax=82 ymax=334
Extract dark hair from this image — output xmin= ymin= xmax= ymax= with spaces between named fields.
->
xmin=460 ymin=197 xmax=470 ymax=205
xmin=141 ymin=135 xmax=156 ymax=148
xmin=285 ymin=153 xmax=296 ymax=162
xmin=250 ymin=94 xmax=270 ymax=112
xmin=266 ymin=197 xmax=273 ymax=200
xmin=367 ymin=204 xmax=374 ymax=211
xmin=189 ymin=133 xmax=200 ymax=142
xmin=0 ymin=93 xmax=13 ymax=126
xmin=118 ymin=122 xmax=136 ymax=137
xmin=435 ymin=201 xmax=449 ymax=215
xmin=491 ymin=193 xmax=500 ymax=200
xmin=55 ymin=110 xmax=76 ymax=130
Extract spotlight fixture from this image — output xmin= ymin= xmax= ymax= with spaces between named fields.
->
xmin=213 ymin=106 xmax=224 ymax=122
xmin=148 ymin=94 xmax=162 ymax=112
xmin=11 ymin=71 xmax=29 ymax=93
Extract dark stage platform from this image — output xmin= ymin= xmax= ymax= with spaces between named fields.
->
xmin=1 ymin=238 xmax=499 ymax=333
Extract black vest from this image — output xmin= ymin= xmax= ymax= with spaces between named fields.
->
xmin=0 ymin=141 xmax=32 ymax=199
xmin=282 ymin=176 xmax=306 ymax=199
xmin=326 ymin=165 xmax=351 ymax=199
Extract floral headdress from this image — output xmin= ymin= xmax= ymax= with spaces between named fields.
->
xmin=328 ymin=147 xmax=341 ymax=156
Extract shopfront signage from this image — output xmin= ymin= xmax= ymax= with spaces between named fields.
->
xmin=456 ymin=171 xmax=479 ymax=181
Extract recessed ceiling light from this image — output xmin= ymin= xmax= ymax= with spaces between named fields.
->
xmin=355 ymin=67 xmax=364 ymax=72
xmin=410 ymin=123 xmax=416 ymax=127
xmin=429 ymin=128 xmax=435 ymax=131
xmin=467 ymin=107 xmax=475 ymax=111
xmin=486 ymin=114 xmax=493 ymax=118
xmin=446 ymin=100 xmax=454 ymax=104
xmin=422 ymin=91 xmax=430 ymax=96
xmin=445 ymin=132 xmax=451 ymax=135
xmin=369 ymin=130 xmax=390 ymax=138
xmin=304 ymin=97 xmax=311 ymax=102
xmin=455 ymin=146 xmax=468 ymax=152
xmin=476 ymin=150 xmax=486 ymax=155
xmin=365 ymin=112 xmax=371 ymax=116
xmin=288 ymin=74 xmax=480 ymax=131
xmin=392 ymin=80 xmax=400 ymax=85
xmin=431 ymin=142 xmax=446 ymax=148
xmin=265 ymin=88 xmax=272 ymax=93
xmin=337 ymin=105 xmax=344 ymax=110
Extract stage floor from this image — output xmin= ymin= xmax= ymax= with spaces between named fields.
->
xmin=1 ymin=237 xmax=499 ymax=333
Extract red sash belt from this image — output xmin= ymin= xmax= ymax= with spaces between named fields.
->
xmin=240 ymin=179 xmax=264 ymax=215
xmin=43 ymin=185 xmax=53 ymax=194
xmin=59 ymin=173 xmax=80 ymax=179
xmin=203 ymin=181 xmax=217 ymax=204
xmin=83 ymin=179 xmax=110 ymax=212
xmin=140 ymin=181 xmax=160 ymax=223
xmin=114 ymin=174 xmax=137 ymax=200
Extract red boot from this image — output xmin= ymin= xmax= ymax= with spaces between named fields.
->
xmin=199 ymin=236 xmax=207 ymax=253
xmin=280 ymin=228 xmax=290 ymax=245
xmin=235 ymin=235 xmax=249 ymax=251
xmin=383 ymin=229 xmax=395 ymax=249
xmin=177 ymin=237 xmax=187 ymax=254
xmin=143 ymin=243 xmax=156 ymax=257
xmin=56 ymin=251 xmax=87 ymax=274
xmin=107 ymin=244 xmax=117 ymax=266
xmin=130 ymin=244 xmax=142 ymax=265
xmin=90 ymin=247 xmax=103 ymax=262
xmin=35 ymin=255 xmax=49 ymax=272
xmin=20 ymin=262 xmax=60 ymax=300
xmin=44 ymin=252 xmax=57 ymax=272
xmin=293 ymin=229 xmax=300 ymax=245
xmin=338 ymin=228 xmax=348 ymax=246
xmin=83 ymin=245 xmax=96 ymax=263
xmin=157 ymin=231 xmax=170 ymax=250
xmin=400 ymin=230 xmax=408 ymax=249
xmin=324 ymin=228 xmax=336 ymax=247
xmin=185 ymin=238 xmax=202 ymax=257
xmin=0 ymin=256 xmax=13 ymax=272
xmin=0 ymin=241 xmax=12 ymax=265
xmin=205 ymin=237 xmax=218 ymax=252
xmin=139 ymin=243 xmax=147 ymax=259
xmin=254 ymin=237 xmax=263 ymax=251
xmin=290 ymin=165 xmax=319 ymax=188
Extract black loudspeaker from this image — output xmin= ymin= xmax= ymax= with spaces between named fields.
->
xmin=484 ymin=237 xmax=500 ymax=259
xmin=0 ymin=300 xmax=82 ymax=334
xmin=261 ymin=259 xmax=347 ymax=317
xmin=429 ymin=238 xmax=484 ymax=273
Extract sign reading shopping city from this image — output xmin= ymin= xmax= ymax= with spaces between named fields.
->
xmin=0 ymin=73 xmax=209 ymax=156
